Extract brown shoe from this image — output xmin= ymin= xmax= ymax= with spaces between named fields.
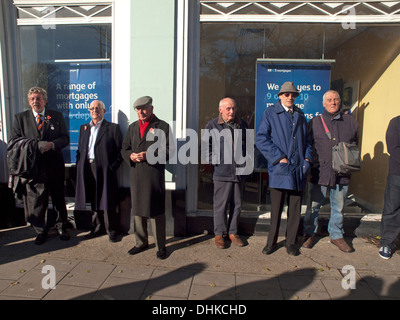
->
xmin=229 ymin=234 xmax=244 ymax=247
xmin=302 ymin=235 xmax=314 ymax=249
xmin=330 ymin=238 xmax=354 ymax=253
xmin=215 ymin=235 xmax=225 ymax=249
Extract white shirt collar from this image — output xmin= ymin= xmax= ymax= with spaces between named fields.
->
xmin=90 ymin=118 xmax=104 ymax=128
xmin=32 ymin=108 xmax=45 ymax=117
xmin=280 ymin=102 xmax=293 ymax=112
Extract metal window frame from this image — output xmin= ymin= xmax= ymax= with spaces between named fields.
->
xmin=14 ymin=2 xmax=112 ymax=25
xmin=200 ymin=1 xmax=400 ymax=23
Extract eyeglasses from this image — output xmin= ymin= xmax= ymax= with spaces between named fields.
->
xmin=283 ymin=93 xmax=298 ymax=98
xmin=29 ymin=97 xmax=44 ymax=101
xmin=326 ymin=98 xmax=341 ymax=103
xmin=89 ymin=107 xmax=103 ymax=111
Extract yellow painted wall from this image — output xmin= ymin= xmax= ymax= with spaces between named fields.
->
xmin=329 ymin=27 xmax=400 ymax=210
xmin=352 ymin=55 xmax=400 ymax=209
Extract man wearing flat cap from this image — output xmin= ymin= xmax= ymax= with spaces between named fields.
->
xmin=256 ymin=81 xmax=312 ymax=256
xmin=121 ymin=96 xmax=172 ymax=260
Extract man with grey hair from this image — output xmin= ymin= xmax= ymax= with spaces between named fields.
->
xmin=9 ymin=86 xmax=70 ymax=244
xmin=75 ymin=100 xmax=123 ymax=242
xmin=202 ymin=97 xmax=249 ymax=249
xmin=302 ymin=90 xmax=359 ymax=253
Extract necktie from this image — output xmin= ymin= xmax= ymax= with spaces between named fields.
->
xmin=36 ymin=114 xmax=43 ymax=136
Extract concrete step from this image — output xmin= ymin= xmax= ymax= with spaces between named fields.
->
xmin=186 ymin=208 xmax=381 ymax=239
xmin=11 ymin=197 xmax=382 ymax=240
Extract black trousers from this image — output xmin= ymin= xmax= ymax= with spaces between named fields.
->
xmin=24 ymin=175 xmax=68 ymax=234
xmin=268 ymin=188 xmax=302 ymax=247
xmin=380 ymin=174 xmax=400 ymax=249
xmin=85 ymin=161 xmax=118 ymax=235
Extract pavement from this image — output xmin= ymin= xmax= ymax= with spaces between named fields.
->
xmin=0 ymin=211 xmax=399 ymax=305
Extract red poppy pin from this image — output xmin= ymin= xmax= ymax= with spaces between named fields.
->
xmin=46 ymin=115 xmax=51 ymax=120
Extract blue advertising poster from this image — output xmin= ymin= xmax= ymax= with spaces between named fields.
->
xmin=47 ymin=63 xmax=112 ymax=164
xmin=254 ymin=59 xmax=333 ymax=169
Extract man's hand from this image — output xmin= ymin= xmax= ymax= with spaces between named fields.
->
xmin=38 ymin=141 xmax=54 ymax=153
xmin=130 ymin=152 xmax=147 ymax=162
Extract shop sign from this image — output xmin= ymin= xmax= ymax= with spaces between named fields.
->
xmin=47 ymin=63 xmax=112 ymax=163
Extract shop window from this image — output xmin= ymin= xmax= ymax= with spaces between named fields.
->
xmin=17 ymin=3 xmax=112 ymax=196
xmin=19 ymin=23 xmax=112 ymax=163
xmin=19 ymin=24 xmax=111 ymax=101
xmin=198 ymin=22 xmax=400 ymax=212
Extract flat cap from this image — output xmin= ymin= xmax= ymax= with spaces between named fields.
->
xmin=133 ymin=96 xmax=153 ymax=108
xmin=278 ymin=81 xmax=299 ymax=96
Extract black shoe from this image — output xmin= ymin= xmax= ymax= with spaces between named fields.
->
xmin=57 ymin=228 xmax=70 ymax=241
xmin=108 ymin=232 xmax=119 ymax=242
xmin=157 ymin=248 xmax=167 ymax=260
xmin=83 ymin=230 xmax=106 ymax=240
xmin=83 ymin=231 xmax=96 ymax=240
xmin=286 ymin=245 xmax=300 ymax=256
xmin=128 ymin=244 xmax=149 ymax=255
xmin=262 ymin=244 xmax=277 ymax=255
xmin=34 ymin=232 xmax=47 ymax=245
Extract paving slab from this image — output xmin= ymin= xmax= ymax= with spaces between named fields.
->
xmin=0 ymin=223 xmax=399 ymax=302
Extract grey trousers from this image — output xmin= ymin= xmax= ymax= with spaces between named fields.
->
xmin=213 ymin=180 xmax=244 ymax=236
xmin=133 ymin=215 xmax=166 ymax=251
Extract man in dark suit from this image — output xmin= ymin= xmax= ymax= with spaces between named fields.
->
xmin=75 ymin=100 xmax=123 ymax=242
xmin=10 ymin=87 xmax=70 ymax=244
xmin=121 ymin=96 xmax=172 ymax=260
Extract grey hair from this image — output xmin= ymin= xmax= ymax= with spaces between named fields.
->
xmin=322 ymin=90 xmax=340 ymax=103
xmin=27 ymin=87 xmax=48 ymax=101
xmin=219 ymin=97 xmax=236 ymax=108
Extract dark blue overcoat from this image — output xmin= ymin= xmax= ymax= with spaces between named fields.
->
xmin=255 ymin=101 xmax=312 ymax=191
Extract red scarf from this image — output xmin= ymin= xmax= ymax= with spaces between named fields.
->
xmin=138 ymin=114 xmax=154 ymax=138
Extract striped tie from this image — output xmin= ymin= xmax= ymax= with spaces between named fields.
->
xmin=36 ymin=114 xmax=43 ymax=136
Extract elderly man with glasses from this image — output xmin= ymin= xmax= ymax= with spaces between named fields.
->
xmin=256 ymin=81 xmax=312 ymax=256
xmin=75 ymin=100 xmax=123 ymax=242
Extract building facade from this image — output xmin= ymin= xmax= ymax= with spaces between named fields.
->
xmin=1 ymin=0 xmax=400 ymax=233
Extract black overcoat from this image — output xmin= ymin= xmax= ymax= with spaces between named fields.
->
xmin=75 ymin=119 xmax=123 ymax=211
xmin=121 ymin=115 xmax=171 ymax=218
xmin=10 ymin=108 xmax=69 ymax=185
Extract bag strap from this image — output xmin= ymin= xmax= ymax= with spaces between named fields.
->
xmin=320 ymin=115 xmax=332 ymax=140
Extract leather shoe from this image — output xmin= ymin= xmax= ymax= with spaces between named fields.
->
xmin=108 ymin=231 xmax=119 ymax=242
xmin=302 ymin=235 xmax=314 ymax=249
xmin=330 ymin=238 xmax=354 ymax=253
xmin=157 ymin=247 xmax=167 ymax=260
xmin=262 ymin=243 xmax=277 ymax=255
xmin=84 ymin=231 xmax=106 ymax=240
xmin=57 ymin=229 xmax=70 ymax=241
xmin=229 ymin=234 xmax=244 ymax=247
xmin=34 ymin=232 xmax=47 ymax=245
xmin=215 ymin=235 xmax=225 ymax=249
xmin=83 ymin=231 xmax=97 ymax=240
xmin=128 ymin=244 xmax=149 ymax=255
xmin=286 ymin=245 xmax=300 ymax=256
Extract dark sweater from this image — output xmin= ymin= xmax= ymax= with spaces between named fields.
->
xmin=308 ymin=109 xmax=359 ymax=186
